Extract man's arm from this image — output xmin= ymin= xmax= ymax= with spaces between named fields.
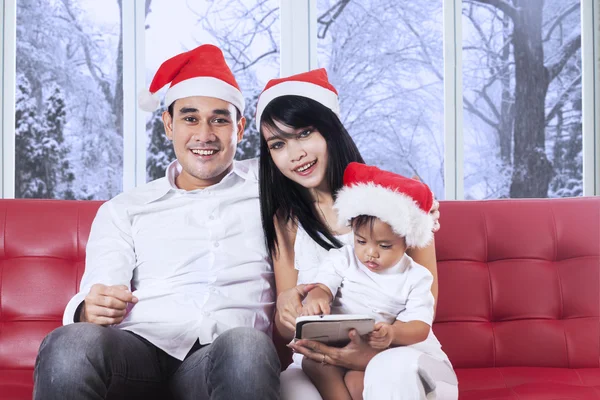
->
xmin=63 ymin=200 xmax=137 ymax=325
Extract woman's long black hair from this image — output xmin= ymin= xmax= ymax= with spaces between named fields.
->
xmin=259 ymin=95 xmax=364 ymax=257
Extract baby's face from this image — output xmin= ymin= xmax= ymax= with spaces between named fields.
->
xmin=353 ymin=218 xmax=407 ymax=272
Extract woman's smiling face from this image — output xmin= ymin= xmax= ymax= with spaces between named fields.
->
xmin=262 ymin=119 xmax=329 ymax=190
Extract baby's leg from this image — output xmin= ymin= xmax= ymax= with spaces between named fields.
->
xmin=302 ymin=358 xmax=352 ymax=400
xmin=344 ymin=370 xmax=365 ymax=400
xmin=363 ymin=347 xmax=458 ymax=399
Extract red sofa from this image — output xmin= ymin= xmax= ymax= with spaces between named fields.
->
xmin=0 ymin=197 xmax=598 ymax=399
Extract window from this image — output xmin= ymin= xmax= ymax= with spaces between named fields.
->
xmin=463 ymin=0 xmax=582 ymax=199
xmin=317 ymin=0 xmax=445 ymax=198
xmin=15 ymin=0 xmax=123 ymax=199
xmin=144 ymin=0 xmax=280 ymax=181
xmin=2 ymin=0 xmax=597 ymax=200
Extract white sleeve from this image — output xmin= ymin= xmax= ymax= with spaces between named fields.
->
xmin=396 ymin=267 xmax=435 ymax=326
xmin=312 ymin=246 xmax=353 ymax=298
xmin=62 ymin=200 xmax=136 ymax=325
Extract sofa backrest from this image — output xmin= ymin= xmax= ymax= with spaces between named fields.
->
xmin=0 ymin=200 xmax=102 ymax=371
xmin=433 ymin=197 xmax=600 ymax=369
xmin=0 ymin=197 xmax=598 ymax=372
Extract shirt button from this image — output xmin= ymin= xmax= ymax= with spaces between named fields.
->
xmin=214 ymin=242 xmax=219 ymax=248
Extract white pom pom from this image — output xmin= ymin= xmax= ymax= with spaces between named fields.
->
xmin=138 ymin=89 xmax=160 ymax=112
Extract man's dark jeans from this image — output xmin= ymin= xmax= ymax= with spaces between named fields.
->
xmin=33 ymin=323 xmax=281 ymax=399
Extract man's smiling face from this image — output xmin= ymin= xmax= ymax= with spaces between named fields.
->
xmin=163 ymin=96 xmax=245 ymax=190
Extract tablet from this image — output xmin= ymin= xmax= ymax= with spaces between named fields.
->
xmin=294 ymin=314 xmax=375 ymax=347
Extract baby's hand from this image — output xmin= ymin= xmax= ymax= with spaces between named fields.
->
xmin=301 ymin=286 xmax=332 ymax=316
xmin=369 ymin=322 xmax=393 ymax=349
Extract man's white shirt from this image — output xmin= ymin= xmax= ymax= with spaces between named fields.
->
xmin=63 ymin=158 xmax=274 ymax=360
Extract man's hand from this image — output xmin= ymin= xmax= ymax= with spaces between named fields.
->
xmin=276 ymin=284 xmax=317 ymax=331
xmin=289 ymin=329 xmax=382 ymax=371
xmin=301 ymin=286 xmax=332 ymax=316
xmin=368 ymin=322 xmax=393 ymax=349
xmin=81 ymin=284 xmax=138 ymax=325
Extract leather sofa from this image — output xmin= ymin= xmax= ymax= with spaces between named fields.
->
xmin=0 ymin=197 xmax=598 ymax=399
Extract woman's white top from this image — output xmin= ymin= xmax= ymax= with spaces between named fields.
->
xmin=294 ymin=223 xmax=353 ymax=285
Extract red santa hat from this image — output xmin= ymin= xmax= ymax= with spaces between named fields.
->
xmin=335 ymin=162 xmax=434 ymax=248
xmin=255 ymin=68 xmax=340 ymax=129
xmin=138 ymin=44 xmax=245 ymax=114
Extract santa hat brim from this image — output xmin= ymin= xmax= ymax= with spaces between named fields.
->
xmin=255 ymin=80 xmax=340 ymax=130
xmin=164 ymin=76 xmax=245 ymax=115
xmin=335 ymin=183 xmax=434 ymax=248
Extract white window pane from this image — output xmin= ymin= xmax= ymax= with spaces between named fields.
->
xmin=463 ymin=0 xmax=582 ymax=199
xmin=317 ymin=0 xmax=445 ymax=199
xmin=15 ymin=0 xmax=123 ymax=200
xmin=145 ymin=0 xmax=280 ymax=182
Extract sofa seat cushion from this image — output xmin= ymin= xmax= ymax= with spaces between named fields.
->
xmin=458 ymin=367 xmax=600 ymax=399
xmin=0 ymin=370 xmax=34 ymax=399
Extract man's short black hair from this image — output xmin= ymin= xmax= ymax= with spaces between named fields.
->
xmin=167 ymin=101 xmax=242 ymax=121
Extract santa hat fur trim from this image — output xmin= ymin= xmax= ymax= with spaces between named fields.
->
xmin=335 ymin=183 xmax=433 ymax=248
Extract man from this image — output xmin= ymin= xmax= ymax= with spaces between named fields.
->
xmin=33 ymin=44 xmax=280 ymax=400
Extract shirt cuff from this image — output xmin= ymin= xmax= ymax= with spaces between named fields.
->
xmin=396 ymin=309 xmax=434 ymax=326
xmin=313 ymin=275 xmax=341 ymax=301
xmin=63 ymin=292 xmax=87 ymax=325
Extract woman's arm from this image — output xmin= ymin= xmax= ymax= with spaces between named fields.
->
xmin=273 ymin=213 xmax=298 ymax=298
xmin=272 ymin=213 xmax=303 ymax=340
xmin=406 ymin=239 xmax=438 ymax=307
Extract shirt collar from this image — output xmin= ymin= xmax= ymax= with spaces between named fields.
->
xmin=145 ymin=159 xmax=254 ymax=204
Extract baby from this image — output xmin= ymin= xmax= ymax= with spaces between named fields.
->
xmin=300 ymin=162 xmax=457 ymax=400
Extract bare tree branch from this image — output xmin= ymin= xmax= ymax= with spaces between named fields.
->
xmin=401 ymin=17 xmax=443 ymax=81
xmin=469 ymin=0 xmax=518 ymax=21
xmin=545 ymin=73 xmax=581 ymax=123
xmin=317 ymin=0 xmax=351 ymax=39
xmin=60 ymin=0 xmax=113 ymax=106
xmin=233 ymin=49 xmax=278 ymax=73
xmin=477 ymin=82 xmax=501 ymax=122
xmin=543 ymin=3 xmax=579 ymax=42
xmin=546 ymin=30 xmax=581 ymax=81
xmin=464 ymin=97 xmax=499 ymax=129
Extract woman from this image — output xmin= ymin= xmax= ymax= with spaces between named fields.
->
xmin=256 ymin=69 xmax=454 ymax=399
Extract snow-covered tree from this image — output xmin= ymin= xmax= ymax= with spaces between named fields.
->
xmin=14 ymin=76 xmax=74 ymax=199
xmin=15 ymin=74 xmax=44 ymax=198
xmin=146 ymin=109 xmax=175 ymax=181
xmin=16 ymin=0 xmax=123 ymax=199
xmin=462 ymin=0 xmax=582 ymax=198
xmin=44 ymin=85 xmax=75 ymax=199
xmin=316 ymin=0 xmax=445 ymax=197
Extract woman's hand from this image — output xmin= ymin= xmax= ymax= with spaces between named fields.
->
xmin=412 ymin=175 xmax=441 ymax=233
xmin=430 ymin=198 xmax=440 ymax=232
xmin=276 ymin=283 xmax=317 ymax=331
xmin=288 ymin=329 xmax=381 ymax=371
